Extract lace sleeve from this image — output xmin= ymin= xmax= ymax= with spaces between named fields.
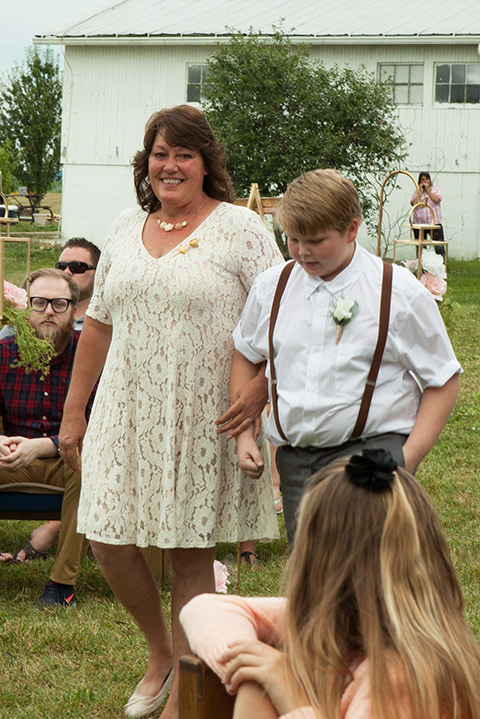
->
xmin=235 ymin=208 xmax=283 ymax=292
xmin=85 ymin=212 xmax=126 ymax=325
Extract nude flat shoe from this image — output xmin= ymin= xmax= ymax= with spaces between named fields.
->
xmin=124 ymin=668 xmax=174 ymax=718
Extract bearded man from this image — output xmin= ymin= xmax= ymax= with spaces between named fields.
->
xmin=0 ymin=268 xmax=96 ymax=607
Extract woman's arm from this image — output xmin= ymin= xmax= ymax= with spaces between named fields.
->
xmin=59 ymin=317 xmax=112 ymax=472
xmin=216 ymin=350 xmax=268 ymax=439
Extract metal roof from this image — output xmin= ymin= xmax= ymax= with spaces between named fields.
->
xmin=35 ymin=0 xmax=480 ymax=42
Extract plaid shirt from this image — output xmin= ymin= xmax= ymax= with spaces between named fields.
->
xmin=410 ymin=186 xmax=443 ymax=225
xmin=0 ymin=331 xmax=95 ymax=450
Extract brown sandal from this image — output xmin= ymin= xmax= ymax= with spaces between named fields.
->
xmin=239 ymin=551 xmax=259 ymax=567
xmin=12 ymin=539 xmax=48 ymax=564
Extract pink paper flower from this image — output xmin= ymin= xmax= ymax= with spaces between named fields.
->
xmin=420 ymin=272 xmax=447 ymax=301
xmin=4 ymin=281 xmax=28 ymax=310
xmin=214 ymin=560 xmax=230 ymax=593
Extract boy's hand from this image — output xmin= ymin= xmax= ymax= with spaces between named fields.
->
xmin=237 ymin=434 xmax=264 ymax=478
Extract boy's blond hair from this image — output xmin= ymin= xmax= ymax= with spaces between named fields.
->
xmin=274 ymin=169 xmax=363 ymax=237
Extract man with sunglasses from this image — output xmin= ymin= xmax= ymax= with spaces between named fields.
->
xmin=0 ymin=268 xmax=96 ymax=607
xmin=55 ymin=238 xmax=100 ymax=329
xmin=0 ymin=240 xmax=101 ymax=567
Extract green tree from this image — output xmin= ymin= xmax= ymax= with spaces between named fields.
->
xmin=202 ymin=29 xmax=406 ymax=227
xmin=0 ymin=138 xmax=16 ymax=194
xmin=0 ymin=47 xmax=62 ymax=206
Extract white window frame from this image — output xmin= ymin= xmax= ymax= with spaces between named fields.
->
xmin=186 ymin=64 xmax=209 ymax=104
xmin=434 ymin=63 xmax=480 ymax=105
xmin=378 ymin=63 xmax=424 ymax=105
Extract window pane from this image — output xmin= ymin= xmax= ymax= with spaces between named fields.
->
xmin=395 ymin=65 xmax=409 ymax=83
xmin=187 ymin=84 xmax=200 ymax=103
xmin=394 ymin=85 xmax=409 ymax=103
xmin=409 ymin=85 xmax=423 ymax=104
xmin=450 ymin=84 xmax=465 ymax=103
xmin=466 ymin=64 xmax=480 ymax=83
xmin=380 ymin=65 xmax=394 ymax=81
xmin=435 ymin=84 xmax=449 ymax=103
xmin=200 ymin=65 xmax=209 ymax=82
xmin=452 ymin=64 xmax=466 ymax=83
xmin=466 ymin=84 xmax=480 ymax=103
xmin=436 ymin=64 xmax=450 ymax=83
xmin=410 ymin=64 xmax=423 ymax=83
xmin=188 ymin=65 xmax=201 ymax=83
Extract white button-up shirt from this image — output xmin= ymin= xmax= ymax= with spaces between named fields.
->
xmin=233 ymin=244 xmax=461 ymax=447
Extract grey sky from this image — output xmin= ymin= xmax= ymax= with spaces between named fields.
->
xmin=0 ymin=0 xmax=105 ymax=76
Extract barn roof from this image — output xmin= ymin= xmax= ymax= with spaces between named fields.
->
xmin=35 ymin=0 xmax=480 ymax=45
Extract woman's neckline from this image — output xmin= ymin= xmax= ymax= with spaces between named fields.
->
xmin=141 ymin=201 xmax=223 ymax=259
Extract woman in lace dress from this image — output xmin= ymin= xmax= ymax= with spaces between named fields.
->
xmin=59 ymin=105 xmax=281 ymax=719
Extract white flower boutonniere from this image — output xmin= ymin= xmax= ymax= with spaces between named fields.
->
xmin=330 ymin=295 xmax=359 ymax=344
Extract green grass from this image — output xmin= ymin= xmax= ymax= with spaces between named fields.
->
xmin=0 ymin=256 xmax=478 ymax=718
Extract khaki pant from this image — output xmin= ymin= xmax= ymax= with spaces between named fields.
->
xmin=0 ymin=457 xmax=89 ymax=585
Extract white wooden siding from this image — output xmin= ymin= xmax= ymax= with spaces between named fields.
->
xmin=59 ymin=42 xmax=480 ymax=257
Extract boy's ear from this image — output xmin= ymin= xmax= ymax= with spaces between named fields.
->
xmin=346 ymin=218 xmax=359 ymax=243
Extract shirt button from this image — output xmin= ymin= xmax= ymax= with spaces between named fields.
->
xmin=42 ymin=416 xmax=47 ymax=420
xmin=44 ymin=392 xmax=48 ymax=396
xmin=42 ymin=432 xmax=47 ymax=437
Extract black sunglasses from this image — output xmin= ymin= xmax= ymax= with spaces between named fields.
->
xmin=55 ymin=261 xmax=96 ymax=274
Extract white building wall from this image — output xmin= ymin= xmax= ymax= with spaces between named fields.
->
xmin=60 ymin=42 xmax=480 ymax=257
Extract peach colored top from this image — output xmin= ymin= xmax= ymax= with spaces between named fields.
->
xmin=180 ymin=594 xmax=413 ymax=719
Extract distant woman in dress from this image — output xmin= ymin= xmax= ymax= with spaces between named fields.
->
xmin=410 ymin=171 xmax=445 ymax=258
xmin=59 ymin=105 xmax=281 ymax=719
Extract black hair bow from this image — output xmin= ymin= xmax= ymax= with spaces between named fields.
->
xmin=346 ymin=449 xmax=397 ymax=492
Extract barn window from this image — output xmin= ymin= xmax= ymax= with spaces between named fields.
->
xmin=186 ymin=64 xmax=209 ymax=103
xmin=435 ymin=63 xmax=480 ymax=104
xmin=379 ymin=64 xmax=423 ymax=104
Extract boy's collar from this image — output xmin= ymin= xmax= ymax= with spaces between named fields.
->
xmin=302 ymin=243 xmax=362 ymax=298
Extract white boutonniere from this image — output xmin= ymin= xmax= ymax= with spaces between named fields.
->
xmin=330 ymin=295 xmax=359 ymax=344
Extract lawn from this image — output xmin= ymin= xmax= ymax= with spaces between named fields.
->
xmin=0 ymin=255 xmax=478 ymax=718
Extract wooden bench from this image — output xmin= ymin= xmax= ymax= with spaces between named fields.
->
xmin=179 ymin=655 xmax=234 ymax=719
xmin=0 ymin=482 xmax=63 ymax=520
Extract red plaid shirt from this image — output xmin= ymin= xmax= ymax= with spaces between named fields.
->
xmin=0 ymin=331 xmax=95 ymax=450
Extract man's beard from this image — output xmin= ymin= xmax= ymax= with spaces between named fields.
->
xmin=35 ymin=319 xmax=74 ymax=355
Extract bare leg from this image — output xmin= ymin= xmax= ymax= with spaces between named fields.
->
xmin=14 ymin=520 xmax=61 ymax=562
xmin=234 ymin=683 xmax=278 ymax=719
xmin=91 ymin=541 xmax=173 ymax=697
xmin=160 ymin=546 xmax=216 ymax=719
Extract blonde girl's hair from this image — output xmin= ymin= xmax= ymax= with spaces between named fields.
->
xmin=284 ymin=455 xmax=480 ymax=719
xmin=274 ymin=168 xmax=363 ymax=237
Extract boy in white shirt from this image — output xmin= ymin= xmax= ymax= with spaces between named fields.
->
xmin=229 ymin=169 xmax=461 ymax=545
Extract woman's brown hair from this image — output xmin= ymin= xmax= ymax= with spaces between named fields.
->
xmin=132 ymin=105 xmax=235 ymax=213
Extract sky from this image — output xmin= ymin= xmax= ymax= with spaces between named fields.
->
xmin=0 ymin=0 xmax=108 ymax=76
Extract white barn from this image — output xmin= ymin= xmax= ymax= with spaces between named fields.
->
xmin=35 ymin=0 xmax=480 ymax=258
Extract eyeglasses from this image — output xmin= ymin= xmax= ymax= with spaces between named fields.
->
xmin=55 ymin=261 xmax=96 ymax=274
xmin=30 ymin=297 xmax=74 ymax=314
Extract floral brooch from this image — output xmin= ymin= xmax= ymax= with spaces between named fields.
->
xmin=330 ymin=295 xmax=359 ymax=344
xmin=172 ymin=238 xmax=199 ymax=257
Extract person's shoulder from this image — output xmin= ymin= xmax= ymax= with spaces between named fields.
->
xmin=253 ymin=260 xmax=292 ymax=289
xmin=220 ymin=201 xmax=270 ymax=229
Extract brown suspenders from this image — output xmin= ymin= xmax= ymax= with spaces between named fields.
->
xmin=268 ymin=260 xmax=393 ymax=444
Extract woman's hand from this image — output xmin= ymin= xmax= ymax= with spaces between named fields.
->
xmin=59 ymin=409 xmax=87 ymax=473
xmin=220 ymin=640 xmax=309 ymax=717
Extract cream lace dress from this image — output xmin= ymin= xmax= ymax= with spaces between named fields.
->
xmin=77 ymin=202 xmax=282 ymax=548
